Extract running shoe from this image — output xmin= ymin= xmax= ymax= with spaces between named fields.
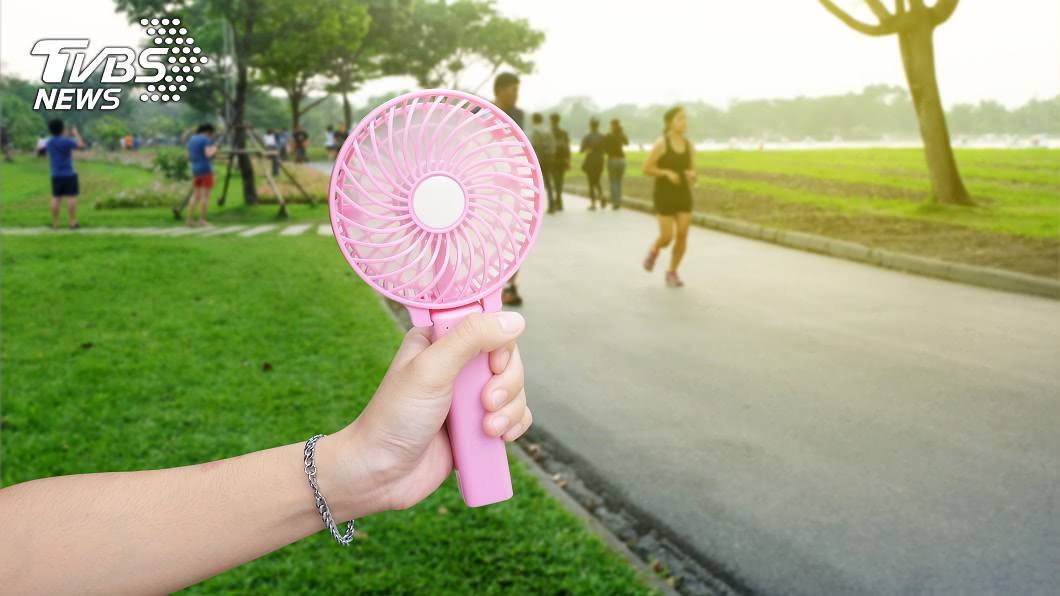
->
xmin=643 ymin=246 xmax=659 ymax=272
xmin=665 ymin=270 xmax=684 ymax=288
xmin=501 ymin=285 xmax=523 ymax=306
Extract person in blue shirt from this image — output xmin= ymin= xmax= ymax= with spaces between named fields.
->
xmin=46 ymin=119 xmax=85 ymax=230
xmin=186 ymin=124 xmax=218 ymax=227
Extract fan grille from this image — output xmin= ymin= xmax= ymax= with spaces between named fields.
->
xmin=329 ymin=90 xmax=543 ymax=309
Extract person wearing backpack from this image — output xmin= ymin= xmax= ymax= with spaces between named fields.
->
xmin=580 ymin=118 xmax=606 ymax=210
xmin=549 ymin=113 xmax=570 ymax=212
xmin=529 ymin=113 xmax=557 ymax=214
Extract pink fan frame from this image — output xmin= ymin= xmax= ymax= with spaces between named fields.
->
xmin=327 ymin=89 xmax=544 ymax=313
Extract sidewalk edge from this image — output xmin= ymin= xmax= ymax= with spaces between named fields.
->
xmin=571 ymin=188 xmax=1059 ymax=300
xmin=508 ymin=446 xmax=679 ymax=595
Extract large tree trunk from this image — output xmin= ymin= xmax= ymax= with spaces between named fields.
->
xmin=232 ymin=62 xmax=258 ymax=205
xmin=342 ymin=93 xmax=352 ymax=131
xmin=898 ymin=20 xmax=972 ymax=205
xmin=289 ymin=91 xmax=303 ymax=133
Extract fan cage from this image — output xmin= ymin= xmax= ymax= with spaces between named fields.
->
xmin=328 ymin=89 xmax=544 ymax=309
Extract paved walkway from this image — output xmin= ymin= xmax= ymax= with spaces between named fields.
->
xmin=513 ymin=195 xmax=1060 ymax=595
xmin=0 ymin=223 xmax=334 ymax=237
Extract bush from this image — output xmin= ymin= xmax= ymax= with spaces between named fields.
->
xmin=153 ymin=149 xmax=190 ymax=181
xmin=86 ymin=115 xmax=129 ymax=150
xmin=1 ymin=94 xmax=45 ymax=150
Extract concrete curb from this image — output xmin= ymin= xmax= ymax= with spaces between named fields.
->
xmin=509 ymin=446 xmax=679 ymax=595
xmin=569 ymin=186 xmax=1060 ymax=300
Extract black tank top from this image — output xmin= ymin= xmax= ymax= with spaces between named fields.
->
xmin=653 ymin=136 xmax=692 ymax=201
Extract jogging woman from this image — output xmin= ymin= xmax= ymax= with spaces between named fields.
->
xmin=642 ymin=106 xmax=695 ymax=287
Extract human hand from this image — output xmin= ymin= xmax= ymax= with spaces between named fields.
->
xmin=319 ymin=312 xmax=530 ymax=517
xmin=666 ymin=171 xmax=681 ymax=185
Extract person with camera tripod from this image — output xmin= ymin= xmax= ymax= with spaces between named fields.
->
xmin=186 ymin=123 xmax=219 ymax=227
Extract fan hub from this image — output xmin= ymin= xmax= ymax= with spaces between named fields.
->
xmin=410 ymin=174 xmax=467 ymax=232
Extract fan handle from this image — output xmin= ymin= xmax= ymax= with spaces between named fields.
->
xmin=419 ymin=295 xmax=513 ymax=507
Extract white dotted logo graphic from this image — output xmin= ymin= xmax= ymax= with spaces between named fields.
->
xmin=137 ymin=17 xmax=205 ymax=103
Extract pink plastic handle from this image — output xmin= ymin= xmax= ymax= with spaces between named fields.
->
xmin=431 ymin=305 xmax=513 ymax=507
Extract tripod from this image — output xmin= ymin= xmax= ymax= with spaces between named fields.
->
xmin=173 ymin=125 xmax=313 ymax=219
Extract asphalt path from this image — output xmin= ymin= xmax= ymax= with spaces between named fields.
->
xmin=513 ymin=194 xmax=1060 ymax=595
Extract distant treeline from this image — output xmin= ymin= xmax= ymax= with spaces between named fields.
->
xmin=0 ymin=75 xmax=292 ymax=151
xmin=3 ymin=77 xmax=1055 ymax=150
xmin=536 ymin=85 xmax=1060 ymax=143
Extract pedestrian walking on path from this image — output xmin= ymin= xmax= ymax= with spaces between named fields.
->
xmin=293 ymin=126 xmax=309 ymax=163
xmin=276 ymin=128 xmax=289 ymax=161
xmin=324 ymin=125 xmax=336 ymax=160
xmin=642 ymin=106 xmax=695 ymax=287
xmin=263 ymin=129 xmax=280 ymax=176
xmin=529 ymin=113 xmax=558 ymax=214
xmin=492 ymin=72 xmax=526 ymax=306
xmin=333 ymin=123 xmax=348 ymax=154
xmin=602 ymin=119 xmax=628 ymax=210
xmin=580 ymin=118 xmax=606 ymax=210
xmin=549 ymin=113 xmax=570 ymax=212
xmin=45 ymin=119 xmax=84 ymax=230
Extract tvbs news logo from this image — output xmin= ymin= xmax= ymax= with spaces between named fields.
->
xmin=31 ymin=17 xmax=207 ymax=111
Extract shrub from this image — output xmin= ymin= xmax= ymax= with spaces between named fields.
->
xmin=153 ymin=149 xmax=190 ymax=181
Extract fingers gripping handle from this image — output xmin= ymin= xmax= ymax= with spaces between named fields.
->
xmin=431 ymin=307 xmax=513 ymax=507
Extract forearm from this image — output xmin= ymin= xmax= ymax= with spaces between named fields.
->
xmin=0 ymin=433 xmax=383 ymax=594
xmin=643 ymin=164 xmax=668 ymax=178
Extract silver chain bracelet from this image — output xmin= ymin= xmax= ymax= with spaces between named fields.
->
xmin=303 ymin=434 xmax=355 ymax=546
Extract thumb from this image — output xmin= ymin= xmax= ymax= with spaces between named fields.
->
xmin=412 ymin=312 xmax=525 ymax=389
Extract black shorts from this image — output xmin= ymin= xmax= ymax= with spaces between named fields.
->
xmin=653 ymin=180 xmax=692 ymax=216
xmin=51 ymin=175 xmax=79 ymax=197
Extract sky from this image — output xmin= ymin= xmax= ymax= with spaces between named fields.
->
xmin=2 ymin=0 xmax=1058 ymax=112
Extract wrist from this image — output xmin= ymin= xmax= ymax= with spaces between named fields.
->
xmin=311 ymin=423 xmax=398 ymax=521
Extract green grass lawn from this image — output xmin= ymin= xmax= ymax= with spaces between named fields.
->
xmin=590 ymin=148 xmax=1059 ymax=239
xmin=1 ymin=156 xmax=328 ymax=228
xmin=0 ymin=233 xmax=654 ymax=594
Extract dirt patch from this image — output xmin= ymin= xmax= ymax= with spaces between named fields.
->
xmin=587 ymin=176 xmax=1058 ymax=279
xmin=698 ymin=167 xmax=925 ymax=202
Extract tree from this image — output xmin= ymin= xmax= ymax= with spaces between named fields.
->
xmin=389 ymin=0 xmax=544 ymax=92
xmin=326 ymin=0 xmax=412 ymax=129
xmin=86 ymin=115 xmax=130 ymax=150
xmin=1011 ymin=98 xmax=1060 ymax=136
xmin=0 ymin=92 xmax=45 ymax=150
xmin=115 ymin=0 xmax=293 ymax=205
xmin=256 ymin=0 xmax=369 ymax=132
xmin=818 ymin=0 xmax=972 ymax=205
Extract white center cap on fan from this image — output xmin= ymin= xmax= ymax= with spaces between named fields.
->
xmin=411 ymin=175 xmax=466 ymax=230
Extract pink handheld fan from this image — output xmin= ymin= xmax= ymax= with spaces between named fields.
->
xmin=328 ymin=90 xmax=544 ymax=507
